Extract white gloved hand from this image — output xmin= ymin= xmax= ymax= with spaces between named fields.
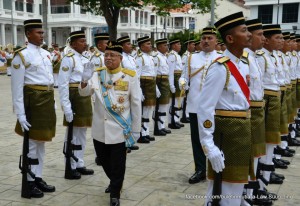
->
xmin=206 ymin=145 xmax=225 ymax=173
xmin=156 ymin=86 xmax=161 ymax=98
xmin=132 ymin=132 xmax=140 ymax=141
xmin=65 ymin=111 xmax=74 ymax=123
xmin=17 ymin=114 xmax=31 ymax=131
xmin=170 ymin=86 xmax=176 ymax=94
xmin=82 ymin=62 xmax=95 ymax=82
xmin=141 ymin=93 xmax=145 ymax=102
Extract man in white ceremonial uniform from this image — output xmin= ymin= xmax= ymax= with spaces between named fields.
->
xmin=78 ymin=41 xmax=141 ymax=206
xmin=152 ymin=38 xmax=172 ymax=136
xmin=135 ymin=36 xmax=157 ymax=143
xmin=58 ymin=30 xmax=94 ymax=179
xmin=11 ymin=19 xmax=56 ymax=198
xmin=180 ymin=27 xmax=221 ymax=185
xmin=90 ymin=33 xmax=109 ymax=69
xmin=167 ymin=39 xmax=184 ymax=129
xmin=117 ymin=36 xmax=136 ymax=71
xmin=197 ymin=12 xmax=253 ymax=206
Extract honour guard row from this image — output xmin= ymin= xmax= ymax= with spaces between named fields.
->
xmin=9 ymin=14 xmax=300 ymax=206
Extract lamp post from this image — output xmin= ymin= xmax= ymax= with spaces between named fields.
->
xmin=11 ymin=0 xmax=15 ymax=46
xmin=210 ymin=0 xmax=215 ymax=26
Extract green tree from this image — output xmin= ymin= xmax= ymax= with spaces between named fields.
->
xmin=69 ymin=0 xmax=211 ymax=40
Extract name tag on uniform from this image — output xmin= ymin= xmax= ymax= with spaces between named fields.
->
xmin=114 ymin=80 xmax=128 ymax=91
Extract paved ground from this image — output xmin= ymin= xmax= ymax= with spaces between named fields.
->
xmin=0 ymin=74 xmax=299 ymax=206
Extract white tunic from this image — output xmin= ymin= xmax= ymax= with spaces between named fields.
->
xmin=197 ymin=49 xmax=250 ymax=148
xmin=11 ymin=43 xmax=54 ymax=115
xmin=121 ymin=52 xmax=136 ymax=71
xmin=90 ymin=51 xmax=105 ymax=68
xmin=135 ymin=51 xmax=156 ymax=77
xmin=78 ymin=68 xmax=141 ymax=144
xmin=272 ymin=50 xmax=286 ymax=86
xmin=153 ymin=51 xmax=169 ymax=75
xmin=58 ymin=49 xmax=89 ymax=114
xmin=181 ymin=50 xmax=221 ymax=113
xmin=167 ymin=50 xmax=182 ymax=90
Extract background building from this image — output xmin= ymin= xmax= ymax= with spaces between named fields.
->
xmin=245 ymin=0 xmax=300 ymax=33
xmin=0 ymin=0 xmax=195 ymax=47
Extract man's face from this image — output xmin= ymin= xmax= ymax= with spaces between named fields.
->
xmin=291 ymin=39 xmax=297 ymax=50
xmin=172 ymin=42 xmax=181 ymax=52
xmin=250 ymin=29 xmax=265 ymax=51
xmin=297 ymin=42 xmax=300 ymax=51
xmin=278 ymin=34 xmax=284 ymax=50
xmin=229 ymin=25 xmax=252 ymax=49
xmin=26 ymin=28 xmax=44 ymax=46
xmin=157 ymin=43 xmax=168 ymax=54
xmin=104 ymin=51 xmax=122 ymax=69
xmin=71 ymin=38 xmax=87 ymax=54
xmin=140 ymin=41 xmax=152 ymax=53
xmin=122 ymin=42 xmax=132 ymax=54
xmin=54 ymin=46 xmax=59 ymax=51
xmin=201 ymin=34 xmax=217 ymax=53
xmin=283 ymin=39 xmax=291 ymax=52
xmin=187 ymin=42 xmax=195 ymax=52
xmin=97 ymin=40 xmax=108 ymax=52
xmin=90 ymin=48 xmax=95 ymax=53
xmin=195 ymin=43 xmax=202 ymax=51
xmin=265 ymin=34 xmax=282 ymax=50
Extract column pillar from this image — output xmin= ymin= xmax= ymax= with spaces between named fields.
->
xmin=48 ymin=0 xmax=51 ymax=14
xmin=34 ymin=0 xmax=39 ymax=15
xmin=1 ymin=24 xmax=5 ymax=46
xmin=13 ymin=25 xmax=17 ymax=46
xmin=24 ymin=0 xmax=27 ymax=12
xmin=48 ymin=27 xmax=52 ymax=46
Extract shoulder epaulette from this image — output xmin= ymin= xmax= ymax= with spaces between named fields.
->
xmin=216 ymin=57 xmax=230 ymax=64
xmin=256 ymin=50 xmax=265 ymax=56
xmin=95 ymin=67 xmax=106 ymax=72
xmin=292 ymin=51 xmax=297 ymax=56
xmin=241 ymin=51 xmax=249 ymax=64
xmin=137 ymin=52 xmax=143 ymax=57
xmin=217 ymin=50 xmax=223 ymax=54
xmin=95 ymin=52 xmax=101 ymax=57
xmin=242 ymin=51 xmax=249 ymax=59
xmin=122 ymin=68 xmax=136 ymax=77
xmin=13 ymin=46 xmax=26 ymax=58
xmin=66 ymin=52 xmax=74 ymax=57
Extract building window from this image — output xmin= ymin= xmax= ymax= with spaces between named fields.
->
xmin=258 ymin=5 xmax=273 ymax=24
xmin=15 ymin=0 xmax=24 ymax=11
xmin=150 ymin=15 xmax=155 ymax=26
xmin=144 ymin=12 xmax=148 ymax=25
xmin=27 ymin=0 xmax=34 ymax=13
xmin=140 ymin=11 xmax=144 ymax=24
xmin=282 ymin=3 xmax=299 ymax=23
xmin=135 ymin=10 xmax=139 ymax=23
xmin=120 ymin=10 xmax=128 ymax=23
xmin=3 ymin=0 xmax=12 ymax=10
xmin=51 ymin=0 xmax=70 ymax=14
xmin=39 ymin=4 xmax=42 ymax=15
xmin=80 ymin=6 xmax=87 ymax=14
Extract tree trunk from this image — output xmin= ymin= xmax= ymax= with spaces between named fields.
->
xmin=104 ymin=6 xmax=120 ymax=41
xmin=42 ymin=0 xmax=48 ymax=44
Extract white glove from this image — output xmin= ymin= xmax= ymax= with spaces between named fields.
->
xmin=132 ymin=132 xmax=140 ymax=141
xmin=141 ymin=93 xmax=145 ymax=102
xmin=65 ymin=111 xmax=73 ymax=123
xmin=170 ymin=86 xmax=176 ymax=94
xmin=17 ymin=114 xmax=31 ymax=131
xmin=156 ymin=86 xmax=161 ymax=98
xmin=206 ymin=145 xmax=225 ymax=173
xmin=82 ymin=62 xmax=95 ymax=82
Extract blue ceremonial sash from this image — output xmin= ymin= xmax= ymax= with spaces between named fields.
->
xmin=98 ymin=70 xmax=136 ymax=147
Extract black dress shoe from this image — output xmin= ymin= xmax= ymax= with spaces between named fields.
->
xmin=286 ymin=147 xmax=295 ymax=154
xmin=126 ymin=148 xmax=131 ymax=153
xmin=188 ymin=170 xmax=206 ymax=184
xmin=129 ymin=145 xmax=139 ymax=150
xmin=269 ymin=173 xmax=284 ymax=184
xmin=273 ymin=158 xmax=288 ymax=169
xmin=176 ymin=122 xmax=184 ymax=127
xmin=274 ymin=146 xmax=294 ymax=157
xmin=252 ymin=195 xmax=273 ymax=205
xmin=145 ymin=135 xmax=155 ymax=141
xmin=110 ymin=198 xmax=120 ymax=206
xmin=180 ymin=117 xmax=190 ymax=123
xmin=137 ymin=136 xmax=150 ymax=143
xmin=28 ymin=181 xmax=44 ymax=198
xmin=261 ymin=188 xmax=278 ymax=201
xmin=95 ymin=156 xmax=102 ymax=166
xmin=77 ymin=167 xmax=94 ymax=175
xmin=168 ymin=123 xmax=181 ymax=129
xmin=54 ymin=86 xmax=58 ymax=88
xmin=35 ymin=178 xmax=55 ymax=192
xmin=105 ymin=185 xmax=111 ymax=193
xmin=65 ymin=169 xmax=81 ymax=180
xmin=271 ymin=171 xmax=285 ymax=180
xmin=288 ymin=137 xmax=300 ymax=146
xmin=278 ymin=159 xmax=290 ymax=165
xmin=161 ymin=128 xmax=171 ymax=133
xmin=154 ymin=130 xmax=166 ymax=136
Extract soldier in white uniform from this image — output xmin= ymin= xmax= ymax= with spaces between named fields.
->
xmin=51 ymin=44 xmax=61 ymax=88
xmin=194 ymin=39 xmax=201 ymax=52
xmin=58 ymin=30 xmax=94 ymax=179
xmin=167 ymin=39 xmax=184 ymax=129
xmin=153 ymin=38 xmax=172 ymax=136
xmin=90 ymin=33 xmax=109 ymax=69
xmin=180 ymin=27 xmax=221 ymax=185
xmin=197 ymin=12 xmax=253 ymax=206
xmin=117 ymin=36 xmax=136 ymax=71
xmin=136 ymin=36 xmax=157 ymax=143
xmin=78 ymin=41 xmax=141 ymax=206
xmin=11 ymin=19 xmax=56 ymax=198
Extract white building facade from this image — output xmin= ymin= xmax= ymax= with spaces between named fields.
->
xmin=245 ymin=0 xmax=300 ymax=33
xmin=0 ymin=0 xmax=195 ymax=47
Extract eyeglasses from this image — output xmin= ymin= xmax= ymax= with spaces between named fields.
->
xmin=104 ymin=53 xmax=121 ymax=58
